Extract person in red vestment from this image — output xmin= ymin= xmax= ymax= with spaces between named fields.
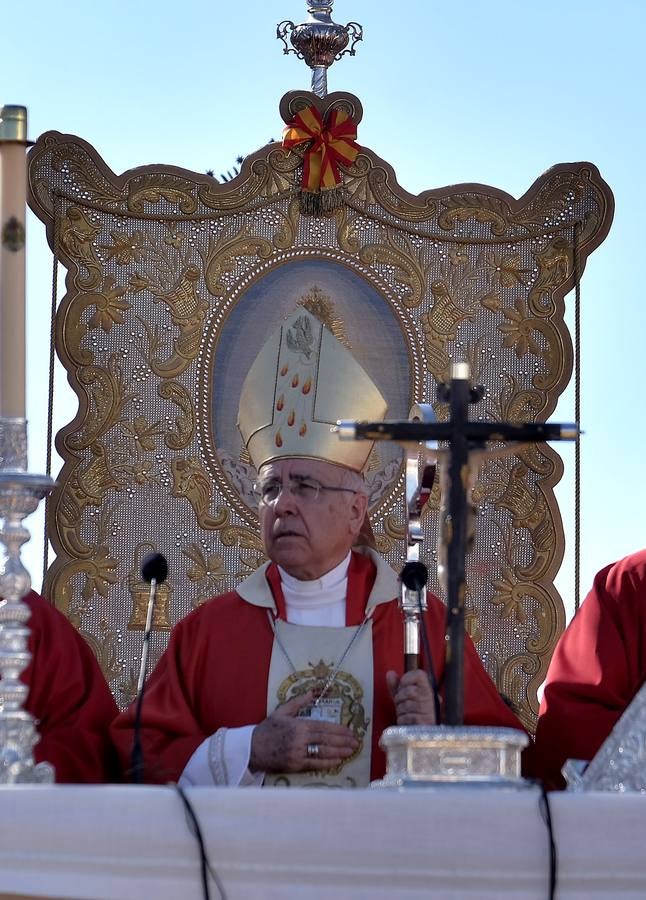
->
xmin=529 ymin=548 xmax=646 ymax=790
xmin=111 ymin=308 xmax=524 ymax=786
xmin=19 ymin=590 xmax=118 ymax=783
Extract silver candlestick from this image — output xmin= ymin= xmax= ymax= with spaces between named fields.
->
xmin=277 ymin=1 xmax=363 ymax=97
xmin=0 ymin=104 xmax=56 ymax=782
xmin=0 ymin=413 xmax=56 ymax=782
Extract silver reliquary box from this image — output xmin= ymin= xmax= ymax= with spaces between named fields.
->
xmin=373 ymin=725 xmax=529 ymax=788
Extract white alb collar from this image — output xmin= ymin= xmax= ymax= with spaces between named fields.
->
xmin=277 ymin=552 xmax=351 ymax=609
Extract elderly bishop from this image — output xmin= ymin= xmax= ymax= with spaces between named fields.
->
xmin=111 ymin=308 xmax=522 ymax=786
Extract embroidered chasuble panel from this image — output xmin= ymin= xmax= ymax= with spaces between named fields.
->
xmin=265 ymin=619 xmax=374 ymax=788
xmin=27 ymin=90 xmax=613 ymax=729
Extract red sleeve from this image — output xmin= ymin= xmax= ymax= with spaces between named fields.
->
xmin=111 ymin=592 xmax=273 ymax=784
xmin=110 ymin=612 xmax=207 ymax=784
xmin=529 ymin=551 xmax=646 ymax=789
xmin=24 ymin=592 xmax=119 ymax=783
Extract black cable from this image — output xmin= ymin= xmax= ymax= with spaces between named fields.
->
xmin=535 ymin=780 xmax=558 ymax=900
xmin=173 ymin=782 xmax=228 ymax=900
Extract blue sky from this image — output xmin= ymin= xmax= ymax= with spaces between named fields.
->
xmin=2 ymin=0 xmax=643 ymax=619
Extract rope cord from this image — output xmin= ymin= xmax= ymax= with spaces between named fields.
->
xmin=573 ymin=222 xmax=581 ymax=612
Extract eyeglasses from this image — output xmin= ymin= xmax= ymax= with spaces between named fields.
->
xmin=253 ymin=476 xmax=357 ymax=505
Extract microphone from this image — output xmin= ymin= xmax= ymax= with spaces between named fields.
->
xmin=141 ymin=551 xmax=168 ymax=588
xmin=131 ymin=552 xmax=168 ymax=784
xmin=401 ymin=561 xmax=429 ymax=593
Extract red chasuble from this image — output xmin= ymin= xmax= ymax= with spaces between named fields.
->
xmin=529 ymin=549 xmax=646 ymax=790
xmin=111 ymin=551 xmax=524 ymax=784
xmin=20 ymin=591 xmax=119 ymax=783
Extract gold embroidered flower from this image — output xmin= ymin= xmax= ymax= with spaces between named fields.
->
xmin=184 ymin=543 xmax=227 ymax=583
xmin=448 ymin=248 xmax=469 ymax=266
xmin=87 ymin=276 xmax=131 ymax=332
xmin=498 ymin=298 xmax=544 ymax=358
xmin=164 ymin=231 xmax=184 ymax=249
xmin=491 ymin=568 xmax=527 ymax=625
xmin=119 ymin=416 xmax=163 ymax=455
xmin=235 ymin=548 xmax=267 ymax=578
xmin=485 ymin=252 xmax=527 ymax=288
xmin=102 ymin=229 xmax=147 ymax=265
xmin=81 ymin=547 xmax=119 ymax=601
xmin=125 ymin=459 xmax=158 ymax=485
xmin=480 ymin=292 xmax=502 ymax=312
xmin=128 ymin=273 xmax=150 ymax=293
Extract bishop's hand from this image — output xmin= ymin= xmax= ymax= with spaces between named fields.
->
xmin=249 ymin=691 xmax=359 ymax=773
xmin=386 ymin=669 xmax=437 ymax=726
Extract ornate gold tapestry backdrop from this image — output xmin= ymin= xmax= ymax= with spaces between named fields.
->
xmin=27 ymin=91 xmax=613 ymax=728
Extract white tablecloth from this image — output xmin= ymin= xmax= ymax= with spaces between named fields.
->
xmin=0 ymin=785 xmax=644 ymax=899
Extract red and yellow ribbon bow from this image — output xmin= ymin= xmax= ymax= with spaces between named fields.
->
xmin=282 ymin=105 xmax=360 ymax=201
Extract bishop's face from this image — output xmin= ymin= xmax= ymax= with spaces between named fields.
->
xmin=257 ymin=458 xmax=368 ymax=581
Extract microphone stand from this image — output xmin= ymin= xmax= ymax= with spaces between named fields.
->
xmin=398 ymin=402 xmax=441 ymax=722
xmin=401 ymin=409 xmax=433 ymax=673
xmin=131 ymin=553 xmax=168 ymax=784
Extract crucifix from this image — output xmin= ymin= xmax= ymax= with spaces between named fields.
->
xmin=338 ymin=361 xmax=576 ymax=727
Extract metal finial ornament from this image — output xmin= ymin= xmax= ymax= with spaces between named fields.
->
xmin=277 ymin=2 xmax=363 ymax=98
xmin=0 ymin=105 xmax=28 ymax=142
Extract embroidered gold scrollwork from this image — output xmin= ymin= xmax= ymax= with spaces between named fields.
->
xmin=273 ymin=197 xmax=301 ymax=250
xmin=344 ymin=155 xmax=377 ymax=206
xmin=170 ymin=457 xmax=230 ymax=530
xmin=383 ymin=514 xmax=406 ymax=542
xmin=218 ymin=525 xmax=267 ymax=579
xmin=81 ymin=620 xmax=123 ymax=684
xmin=464 ymin=604 xmax=483 ymax=644
xmin=65 ymin=355 xmax=132 ymax=451
xmin=359 ymin=233 xmax=425 ymax=309
xmin=494 ymin=575 xmax=563 ymax=728
xmin=141 ymin=265 xmax=209 ymax=378
xmin=528 ymin=237 xmax=571 ymax=317
xmin=51 ymin=444 xmax=123 ymax=559
xmin=48 ymin=546 xmax=119 ymax=626
xmin=439 ymin=193 xmax=511 ymax=236
xmin=58 ymin=205 xmax=102 ymax=290
xmin=498 ymin=297 xmax=563 ymax=392
xmin=493 ymin=372 xmax=544 ymax=425
xmin=127 ymin=174 xmax=198 ymax=214
xmin=62 ymin=277 xmax=131 ymax=367
xmin=158 ymin=380 xmax=194 ymax=450
xmin=197 ymin=147 xmax=300 ymax=211
xmin=50 ymin=143 xmax=125 ymax=210
xmin=491 ymin=462 xmax=556 ymax=581
xmin=333 ymin=205 xmax=360 ymax=255
xmin=203 ymin=229 xmax=273 ymax=297
xmin=345 ymin=155 xmax=438 ymax=222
